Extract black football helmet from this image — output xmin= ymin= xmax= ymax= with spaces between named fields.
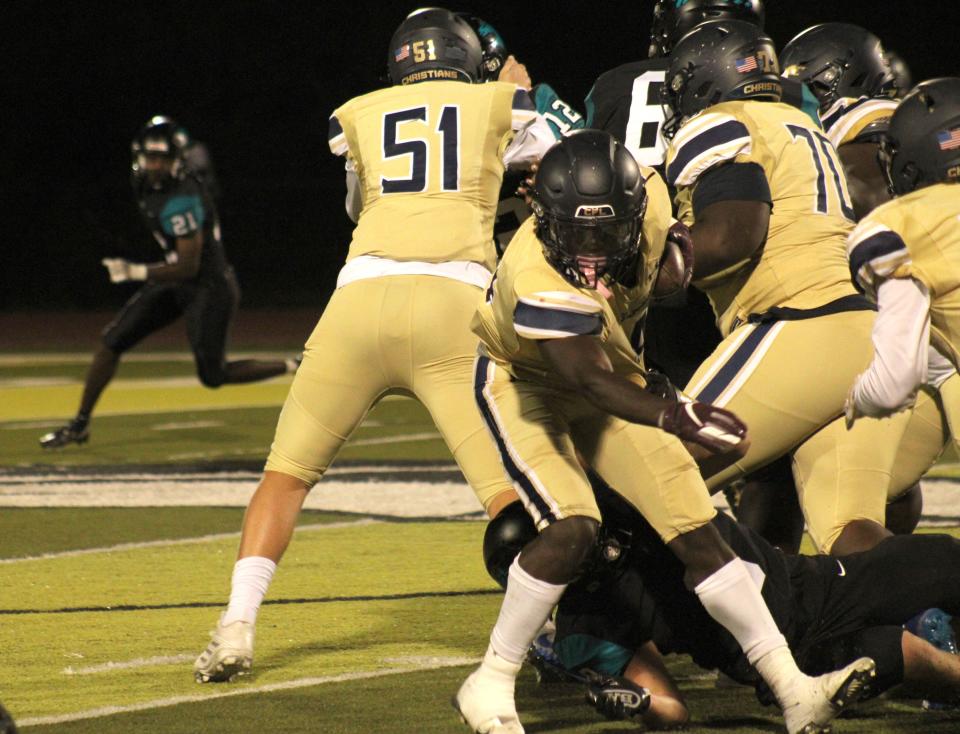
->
xmin=661 ymin=20 xmax=781 ymax=139
xmin=649 ymin=0 xmax=764 ymax=58
xmin=387 ymin=8 xmax=483 ymax=85
xmin=130 ymin=115 xmax=190 ymax=191
xmin=532 ymin=130 xmax=648 ymax=289
xmin=885 ymin=50 xmax=913 ymax=99
xmin=457 ymin=14 xmax=508 ymax=80
xmin=780 ymin=23 xmax=896 ymax=108
xmin=879 ymin=77 xmax=960 ymax=195
xmin=483 ymin=501 xmax=537 ymax=589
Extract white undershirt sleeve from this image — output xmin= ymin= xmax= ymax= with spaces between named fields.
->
xmin=851 ymin=277 xmax=931 ymax=417
xmin=501 ymin=115 xmax=555 ymax=170
xmin=927 ymin=345 xmax=957 ymax=389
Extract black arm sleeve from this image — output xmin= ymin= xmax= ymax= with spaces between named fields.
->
xmin=692 ymin=162 xmax=772 ymax=218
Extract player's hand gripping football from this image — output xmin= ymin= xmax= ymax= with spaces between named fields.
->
xmin=101 ymin=258 xmax=148 ymax=284
xmin=585 ymin=675 xmax=651 ymax=720
xmin=657 ymin=400 xmax=747 ymax=453
xmin=653 ymin=221 xmax=695 ymax=299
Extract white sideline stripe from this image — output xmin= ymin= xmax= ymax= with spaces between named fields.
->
xmin=0 ymin=352 xmax=292 ymax=365
xmin=63 ymin=654 xmax=195 ymax=675
xmin=18 ymin=656 xmax=478 ymax=728
xmin=0 ymin=375 xmax=293 ymax=390
xmin=0 ymin=520 xmax=379 ymax=564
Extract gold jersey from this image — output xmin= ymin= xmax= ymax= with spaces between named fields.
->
xmin=666 ymin=100 xmax=859 ymax=335
xmin=820 ymin=95 xmax=899 ymax=148
xmin=329 ymin=80 xmax=536 ymax=271
xmin=472 ymin=167 xmax=674 ymax=386
xmin=848 ymin=182 xmax=960 ymax=367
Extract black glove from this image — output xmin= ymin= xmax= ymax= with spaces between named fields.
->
xmin=657 ymin=400 xmax=747 ymax=453
xmin=666 ymin=220 xmax=695 ymax=291
xmin=585 ymin=675 xmax=651 ymax=720
xmin=643 ymin=368 xmax=681 ymax=403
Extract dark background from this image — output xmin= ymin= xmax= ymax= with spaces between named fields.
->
xmin=4 ymin=1 xmax=958 ymax=312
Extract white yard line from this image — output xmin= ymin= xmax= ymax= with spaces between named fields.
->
xmin=18 ymin=656 xmax=478 ymax=728
xmin=0 ymin=520 xmax=380 ymax=564
xmin=63 ymin=654 xmax=196 ymax=676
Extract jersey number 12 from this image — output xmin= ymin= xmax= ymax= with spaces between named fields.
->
xmin=380 ymin=106 xmax=460 ymax=194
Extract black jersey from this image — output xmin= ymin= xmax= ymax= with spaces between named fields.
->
xmin=555 ymin=481 xmax=960 ymax=697
xmin=585 ymin=59 xmax=822 ymax=171
xmin=585 ymin=58 xmax=671 ymax=169
xmin=136 ymin=173 xmax=230 ymax=279
xmin=554 ymin=483 xmax=824 ymax=685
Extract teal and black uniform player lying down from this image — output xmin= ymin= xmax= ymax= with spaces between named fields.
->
xmin=40 ymin=116 xmax=296 ymax=449
xmin=485 ymin=481 xmax=960 ymax=726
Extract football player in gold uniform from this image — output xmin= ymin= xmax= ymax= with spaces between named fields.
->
xmin=845 ymin=78 xmax=960 ymax=443
xmin=781 ymin=24 xmax=899 ymax=221
xmin=661 ymin=21 xmax=910 ymax=557
xmin=193 ymin=8 xmax=555 ymax=683
xmin=454 ymin=130 xmax=875 ymax=734
xmin=782 ymin=31 xmax=957 ymax=533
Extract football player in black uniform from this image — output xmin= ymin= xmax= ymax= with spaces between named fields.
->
xmin=40 ymin=117 xmax=296 ymax=448
xmin=485 ymin=486 xmax=960 ymax=728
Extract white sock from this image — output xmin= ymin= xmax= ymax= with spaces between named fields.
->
xmin=694 ymin=558 xmax=803 ymax=702
xmin=222 ymin=556 xmax=277 ymax=625
xmin=488 ymin=557 xmax=567 ymax=665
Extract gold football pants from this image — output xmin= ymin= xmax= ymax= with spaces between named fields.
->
xmin=474 ymin=354 xmax=717 ymax=543
xmin=685 ymin=309 xmax=909 ymax=552
xmin=265 ymin=275 xmax=512 ymax=511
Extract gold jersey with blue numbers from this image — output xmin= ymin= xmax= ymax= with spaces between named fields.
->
xmin=666 ymin=100 xmax=859 ymax=335
xmin=848 ymin=182 xmax=960 ymax=368
xmin=472 ymin=167 xmax=674 ymax=386
xmin=329 ymin=80 xmax=536 ymax=271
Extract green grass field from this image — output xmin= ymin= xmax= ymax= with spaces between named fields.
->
xmin=2 ymin=354 xmax=959 ymax=732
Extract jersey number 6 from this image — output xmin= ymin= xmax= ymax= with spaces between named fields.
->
xmin=380 ymin=106 xmax=460 ymax=194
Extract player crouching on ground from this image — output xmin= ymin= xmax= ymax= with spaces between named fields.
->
xmin=455 ymin=129 xmax=875 ymax=734
xmin=485 ymin=486 xmax=960 ymax=728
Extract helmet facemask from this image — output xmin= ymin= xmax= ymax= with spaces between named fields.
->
xmin=535 ymin=197 xmax=648 ymax=289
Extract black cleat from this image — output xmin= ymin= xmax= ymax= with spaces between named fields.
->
xmin=39 ymin=422 xmax=90 ymax=449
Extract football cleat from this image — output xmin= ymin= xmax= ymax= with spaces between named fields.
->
xmin=781 ymin=657 xmax=876 ymax=734
xmin=453 ymin=649 xmax=524 ymax=734
xmin=193 ymin=615 xmax=254 ymax=683
xmin=39 ymin=421 xmax=89 ymax=449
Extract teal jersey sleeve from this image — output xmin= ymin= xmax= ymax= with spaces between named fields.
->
xmin=554 ymin=633 xmax=633 ymax=677
xmin=532 ymin=83 xmax=586 ymax=139
xmin=800 ymin=83 xmax=823 ymax=129
xmin=160 ymin=194 xmax=205 ymax=237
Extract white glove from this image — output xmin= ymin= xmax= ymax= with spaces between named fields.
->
xmin=101 ymin=258 xmax=148 ymax=283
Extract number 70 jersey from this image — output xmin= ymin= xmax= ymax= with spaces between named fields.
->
xmin=329 ymin=80 xmax=533 ymax=271
xmin=666 ymin=100 xmax=859 ymax=334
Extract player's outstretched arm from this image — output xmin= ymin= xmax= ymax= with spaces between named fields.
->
xmin=143 ymin=232 xmax=204 ymax=282
xmin=537 ymin=336 xmax=747 ymax=453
